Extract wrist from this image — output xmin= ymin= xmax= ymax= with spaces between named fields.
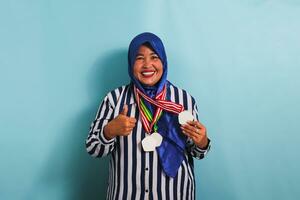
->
xmin=197 ymin=137 xmax=209 ymax=149
xmin=104 ymin=123 xmax=115 ymax=140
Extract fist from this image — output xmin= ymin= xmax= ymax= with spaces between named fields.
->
xmin=104 ymin=105 xmax=137 ymax=140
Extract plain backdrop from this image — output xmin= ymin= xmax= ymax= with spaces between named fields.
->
xmin=0 ymin=1 xmax=299 ymax=200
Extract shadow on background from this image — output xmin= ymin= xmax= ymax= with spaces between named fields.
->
xmin=27 ymin=49 xmax=129 ymax=200
xmin=73 ymin=48 xmax=129 ymax=199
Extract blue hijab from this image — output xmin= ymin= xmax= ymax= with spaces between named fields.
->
xmin=128 ymin=32 xmax=167 ymax=95
xmin=128 ymin=32 xmax=186 ymax=177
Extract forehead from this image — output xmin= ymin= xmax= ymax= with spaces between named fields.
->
xmin=136 ymin=45 xmax=156 ymax=55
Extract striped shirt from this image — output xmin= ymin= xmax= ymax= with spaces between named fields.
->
xmin=86 ymin=82 xmax=210 ymax=200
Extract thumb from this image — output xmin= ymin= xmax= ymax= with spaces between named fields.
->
xmin=120 ymin=105 xmax=128 ymax=116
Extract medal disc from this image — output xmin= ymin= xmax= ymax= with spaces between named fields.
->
xmin=141 ymin=136 xmax=156 ymax=152
xmin=178 ymin=111 xmax=194 ymax=125
xmin=152 ymin=132 xmax=163 ymax=147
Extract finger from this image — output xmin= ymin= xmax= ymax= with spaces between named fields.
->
xmin=128 ymin=117 xmax=137 ymax=123
xmin=124 ymin=127 xmax=134 ymax=134
xmin=182 ymin=129 xmax=199 ymax=143
xmin=122 ymin=120 xmax=135 ymax=128
xmin=186 ymin=121 xmax=206 ymax=133
xmin=187 ymin=120 xmax=202 ymax=128
xmin=126 ymin=123 xmax=136 ymax=129
xmin=181 ymin=127 xmax=192 ymax=137
xmin=186 ymin=120 xmax=197 ymax=126
xmin=181 ymin=126 xmax=196 ymax=137
xmin=195 ymin=120 xmax=205 ymax=129
xmin=119 ymin=126 xmax=132 ymax=134
xmin=125 ymin=120 xmax=136 ymax=128
xmin=120 ymin=105 xmax=128 ymax=115
xmin=120 ymin=131 xmax=131 ymax=136
xmin=182 ymin=125 xmax=205 ymax=139
xmin=195 ymin=121 xmax=207 ymax=134
xmin=182 ymin=123 xmax=197 ymax=133
xmin=181 ymin=126 xmax=199 ymax=138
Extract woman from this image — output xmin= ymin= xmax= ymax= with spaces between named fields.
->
xmin=86 ymin=32 xmax=210 ymax=200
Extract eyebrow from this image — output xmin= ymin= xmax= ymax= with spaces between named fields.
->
xmin=136 ymin=52 xmax=158 ymax=56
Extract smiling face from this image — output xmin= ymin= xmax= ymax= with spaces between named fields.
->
xmin=133 ymin=45 xmax=163 ymax=87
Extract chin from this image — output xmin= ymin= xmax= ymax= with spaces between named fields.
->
xmin=140 ymin=80 xmax=156 ymax=86
xmin=138 ymin=76 xmax=161 ymax=86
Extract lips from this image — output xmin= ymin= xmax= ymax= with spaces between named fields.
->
xmin=141 ymin=70 xmax=156 ymax=78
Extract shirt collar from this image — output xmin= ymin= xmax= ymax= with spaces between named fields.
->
xmin=126 ymin=84 xmax=136 ymax=105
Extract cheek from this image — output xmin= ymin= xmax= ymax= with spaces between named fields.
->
xmin=133 ymin=64 xmax=140 ymax=78
xmin=157 ymin=65 xmax=164 ymax=77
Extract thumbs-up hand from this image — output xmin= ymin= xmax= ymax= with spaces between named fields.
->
xmin=120 ymin=105 xmax=128 ymax=116
xmin=104 ymin=105 xmax=137 ymax=140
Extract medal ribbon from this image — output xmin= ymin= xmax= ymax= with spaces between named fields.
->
xmin=140 ymin=99 xmax=162 ymax=132
xmin=134 ymin=85 xmax=184 ymax=133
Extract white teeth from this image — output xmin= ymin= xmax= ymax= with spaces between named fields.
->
xmin=142 ymin=72 xmax=155 ymax=76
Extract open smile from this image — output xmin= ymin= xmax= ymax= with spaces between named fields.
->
xmin=141 ymin=70 xmax=156 ymax=78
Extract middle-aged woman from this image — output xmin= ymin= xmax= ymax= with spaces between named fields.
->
xmin=86 ymin=32 xmax=211 ymax=200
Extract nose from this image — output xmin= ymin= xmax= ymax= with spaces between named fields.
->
xmin=144 ymin=57 xmax=151 ymax=67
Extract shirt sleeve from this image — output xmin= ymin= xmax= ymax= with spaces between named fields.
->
xmin=186 ymin=137 xmax=211 ymax=159
xmin=86 ymin=95 xmax=116 ymax=158
xmin=186 ymin=100 xmax=211 ymax=159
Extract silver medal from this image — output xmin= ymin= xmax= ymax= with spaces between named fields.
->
xmin=141 ymin=135 xmax=157 ymax=152
xmin=178 ymin=110 xmax=194 ymax=125
xmin=151 ymin=132 xmax=163 ymax=147
xmin=142 ymin=132 xmax=163 ymax=152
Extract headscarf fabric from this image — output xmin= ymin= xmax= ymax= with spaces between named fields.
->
xmin=128 ymin=32 xmax=167 ymax=96
xmin=128 ymin=32 xmax=186 ymax=177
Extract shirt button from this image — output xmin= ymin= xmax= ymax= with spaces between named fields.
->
xmin=145 ymin=167 xmax=149 ymax=171
xmin=145 ymin=189 xmax=149 ymax=193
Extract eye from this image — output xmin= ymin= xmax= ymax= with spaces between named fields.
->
xmin=151 ymin=54 xmax=159 ymax=60
xmin=135 ymin=55 xmax=144 ymax=60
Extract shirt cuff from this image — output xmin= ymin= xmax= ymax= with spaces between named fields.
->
xmin=195 ymin=138 xmax=211 ymax=152
xmin=99 ymin=120 xmax=115 ymax=145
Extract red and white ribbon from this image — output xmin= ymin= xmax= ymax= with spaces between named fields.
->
xmin=134 ymin=85 xmax=184 ymax=133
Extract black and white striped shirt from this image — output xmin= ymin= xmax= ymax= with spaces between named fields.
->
xmin=86 ymin=82 xmax=210 ymax=200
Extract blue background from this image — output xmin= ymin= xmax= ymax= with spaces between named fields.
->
xmin=1 ymin=1 xmax=299 ymax=199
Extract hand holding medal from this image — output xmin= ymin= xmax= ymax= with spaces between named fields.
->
xmin=179 ymin=111 xmax=209 ymax=149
